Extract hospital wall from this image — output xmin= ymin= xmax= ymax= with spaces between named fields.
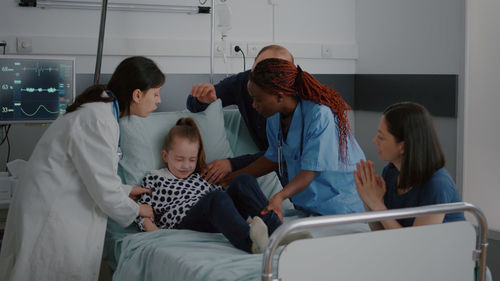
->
xmin=1 ymin=0 xmax=498 ymax=275
xmin=0 ymin=0 xmax=359 ymax=168
xmin=356 ymin=0 xmax=499 ymax=276
xmin=463 ymin=0 xmax=500 ymax=276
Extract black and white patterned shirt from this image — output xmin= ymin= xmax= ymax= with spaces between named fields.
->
xmin=135 ymin=168 xmax=223 ymax=231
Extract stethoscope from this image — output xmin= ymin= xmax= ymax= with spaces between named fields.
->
xmin=277 ymin=98 xmax=305 ymax=186
xmin=106 ymin=90 xmax=123 ymax=160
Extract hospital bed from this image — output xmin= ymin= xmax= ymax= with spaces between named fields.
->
xmin=103 ymin=100 xmax=490 ymax=281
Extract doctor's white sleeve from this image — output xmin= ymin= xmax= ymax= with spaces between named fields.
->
xmin=68 ymin=118 xmax=139 ymax=227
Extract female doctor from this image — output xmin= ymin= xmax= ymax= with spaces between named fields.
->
xmin=0 ymin=56 xmax=165 ymax=281
xmin=222 ymin=58 xmax=365 ymax=220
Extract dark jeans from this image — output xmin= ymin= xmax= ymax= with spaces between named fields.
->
xmin=175 ymin=174 xmax=282 ymax=253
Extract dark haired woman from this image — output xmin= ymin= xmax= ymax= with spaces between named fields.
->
xmin=0 ymin=56 xmax=165 ymax=281
xmin=354 ymin=102 xmax=464 ymax=230
xmin=223 ymin=58 xmax=366 ymax=221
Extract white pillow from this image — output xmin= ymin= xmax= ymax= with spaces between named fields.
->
xmin=118 ymin=99 xmax=233 ymax=185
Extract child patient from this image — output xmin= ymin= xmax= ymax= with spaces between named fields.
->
xmin=135 ymin=117 xmax=282 ymax=253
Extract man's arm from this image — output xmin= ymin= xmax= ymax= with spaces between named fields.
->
xmin=186 ymin=71 xmax=248 ymax=112
xmin=220 ymin=155 xmax=277 ymax=186
xmin=228 ymin=151 xmax=265 ymax=172
xmin=186 ymin=94 xmax=209 ymax=113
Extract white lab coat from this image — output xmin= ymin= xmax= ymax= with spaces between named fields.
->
xmin=0 ymin=97 xmax=139 ymax=281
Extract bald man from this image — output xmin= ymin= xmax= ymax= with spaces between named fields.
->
xmin=187 ymin=45 xmax=294 ymax=184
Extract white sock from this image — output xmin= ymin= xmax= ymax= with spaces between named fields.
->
xmin=249 ymin=216 xmax=269 ymax=254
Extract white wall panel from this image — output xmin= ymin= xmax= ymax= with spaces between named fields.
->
xmin=464 ymin=0 xmax=500 ymax=231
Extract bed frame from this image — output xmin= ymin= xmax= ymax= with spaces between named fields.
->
xmin=262 ymin=202 xmax=488 ymax=281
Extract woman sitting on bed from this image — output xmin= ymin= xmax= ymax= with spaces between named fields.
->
xmin=353 ymin=102 xmax=465 ymax=230
xmin=135 ymin=117 xmax=291 ymax=253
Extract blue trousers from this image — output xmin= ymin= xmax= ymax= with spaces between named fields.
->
xmin=175 ymin=174 xmax=282 ymax=253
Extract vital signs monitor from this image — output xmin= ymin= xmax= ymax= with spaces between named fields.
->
xmin=0 ymin=55 xmax=75 ymax=124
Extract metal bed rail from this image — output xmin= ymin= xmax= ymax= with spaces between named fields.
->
xmin=261 ymin=202 xmax=488 ymax=281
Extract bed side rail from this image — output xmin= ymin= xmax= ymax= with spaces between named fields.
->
xmin=261 ymin=202 xmax=488 ymax=281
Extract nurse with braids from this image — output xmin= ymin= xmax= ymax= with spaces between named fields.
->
xmin=222 ymin=58 xmax=365 ymax=220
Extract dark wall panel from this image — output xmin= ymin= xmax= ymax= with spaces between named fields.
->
xmin=75 ymin=73 xmax=356 ymax=112
xmin=76 ymin=73 xmax=457 ymax=117
xmin=355 ymin=74 xmax=458 ymax=117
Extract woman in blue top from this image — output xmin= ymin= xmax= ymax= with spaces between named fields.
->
xmin=222 ymin=58 xmax=365 ymax=220
xmin=354 ymin=102 xmax=464 ymax=229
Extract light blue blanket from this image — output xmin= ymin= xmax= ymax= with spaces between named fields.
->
xmin=106 ymin=213 xmax=370 ymax=281
xmin=113 ymin=229 xmax=262 ymax=281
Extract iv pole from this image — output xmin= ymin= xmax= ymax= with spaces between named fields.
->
xmin=94 ymin=0 xmax=108 ymax=84
xmin=209 ymin=0 xmax=215 ymax=83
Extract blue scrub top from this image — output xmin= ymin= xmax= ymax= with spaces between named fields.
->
xmin=264 ymin=100 xmax=365 ymax=215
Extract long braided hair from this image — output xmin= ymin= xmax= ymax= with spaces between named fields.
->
xmin=249 ymin=58 xmax=352 ymax=163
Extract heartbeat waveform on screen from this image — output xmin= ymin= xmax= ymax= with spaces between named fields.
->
xmin=23 ymin=63 xmax=60 ymax=77
xmin=21 ymin=87 xmax=58 ymax=93
xmin=18 ymin=104 xmax=59 ymax=116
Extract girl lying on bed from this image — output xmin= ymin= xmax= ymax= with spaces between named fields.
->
xmin=134 ymin=117 xmax=308 ymax=253
xmin=353 ymin=102 xmax=465 ymax=230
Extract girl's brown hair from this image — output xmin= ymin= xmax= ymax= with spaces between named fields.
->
xmin=249 ymin=58 xmax=352 ymax=162
xmin=163 ymin=117 xmax=207 ymax=173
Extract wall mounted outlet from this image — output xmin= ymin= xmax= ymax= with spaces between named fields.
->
xmin=230 ymin=41 xmax=246 ymax=57
xmin=321 ymin=44 xmax=333 ymax=58
xmin=214 ymin=40 xmax=227 ymax=57
xmin=16 ymin=37 xmax=32 ymax=54
xmin=247 ymin=43 xmax=266 ymax=57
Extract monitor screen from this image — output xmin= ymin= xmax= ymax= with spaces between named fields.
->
xmin=0 ymin=55 xmax=75 ymax=124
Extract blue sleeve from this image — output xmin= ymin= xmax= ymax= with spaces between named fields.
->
xmin=186 ymin=95 xmax=209 ymax=112
xmin=419 ymin=172 xmax=459 ymax=206
xmin=229 ymin=151 xmax=265 ymax=171
xmin=186 ymin=71 xmax=249 ymax=112
xmin=213 ymin=71 xmax=249 ymax=107
xmin=300 ymin=106 xmax=340 ymax=171
xmin=264 ymin=115 xmax=279 ymax=163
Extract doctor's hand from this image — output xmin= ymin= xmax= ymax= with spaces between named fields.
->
xmin=143 ymin=218 xmax=159 ymax=232
xmin=353 ymin=160 xmax=387 ymax=211
xmin=139 ymin=204 xmax=154 ymax=219
xmin=129 ymin=186 xmax=152 ymax=201
xmin=190 ymin=83 xmax=217 ymax=104
xmin=261 ymin=193 xmax=284 ymax=222
xmin=202 ymin=159 xmax=232 ymax=184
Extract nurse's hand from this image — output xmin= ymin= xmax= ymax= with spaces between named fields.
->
xmin=353 ymin=160 xmax=386 ymax=211
xmin=191 ymin=83 xmax=217 ymax=104
xmin=261 ymin=193 xmax=284 ymax=222
xmin=129 ymin=186 xmax=152 ymax=200
xmin=139 ymin=204 xmax=154 ymax=219
xmin=202 ymin=159 xmax=232 ymax=184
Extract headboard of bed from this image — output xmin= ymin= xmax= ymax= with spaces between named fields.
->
xmin=263 ymin=202 xmax=489 ymax=281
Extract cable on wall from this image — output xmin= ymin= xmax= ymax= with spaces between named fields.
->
xmin=0 ymin=41 xmax=6 ymax=55
xmin=0 ymin=125 xmax=12 ymax=171
xmin=234 ymin=45 xmax=245 ymax=71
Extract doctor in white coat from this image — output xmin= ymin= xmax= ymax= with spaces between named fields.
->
xmin=0 ymin=56 xmax=165 ymax=281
